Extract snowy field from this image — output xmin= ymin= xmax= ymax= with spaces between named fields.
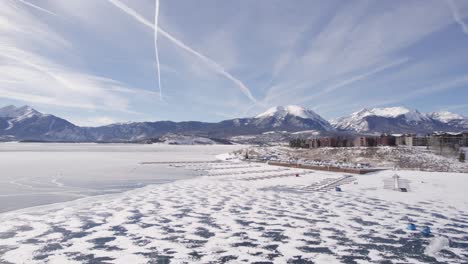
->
xmin=0 ymin=143 xmax=243 ymax=213
xmin=0 ymin=151 xmax=467 ymax=263
xmin=245 ymin=146 xmax=468 ymax=173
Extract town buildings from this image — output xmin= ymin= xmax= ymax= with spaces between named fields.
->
xmin=304 ymin=132 xmax=467 ymax=152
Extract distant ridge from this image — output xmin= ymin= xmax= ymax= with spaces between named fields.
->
xmin=0 ymin=105 xmax=467 ymax=142
xmin=0 ymin=105 xmax=333 ymax=142
xmin=332 ymin=107 xmax=467 ymax=134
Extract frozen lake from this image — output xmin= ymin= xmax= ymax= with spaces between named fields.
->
xmin=0 ymin=143 xmax=243 ymax=213
xmin=0 ymin=144 xmax=467 ymax=263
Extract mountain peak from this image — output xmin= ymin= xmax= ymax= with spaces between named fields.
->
xmin=0 ymin=105 xmax=40 ymax=118
xmin=256 ymin=105 xmax=320 ymax=119
xmin=253 ymin=105 xmax=334 ymax=131
xmin=429 ymin=111 xmax=464 ymax=123
xmin=352 ymin=106 xmax=429 ymax=122
xmin=334 ymin=106 xmax=436 ymax=133
xmin=355 ymin=106 xmax=409 ymax=117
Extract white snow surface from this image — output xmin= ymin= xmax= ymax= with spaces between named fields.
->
xmin=159 ymin=134 xmax=218 ymax=145
xmin=353 ymin=107 xmax=429 ymax=121
xmin=0 ymin=147 xmax=467 ymax=263
xmin=0 ymin=105 xmax=43 ymax=131
xmin=429 ymin=111 xmax=465 ymax=123
xmin=425 ymin=237 xmax=450 ymax=256
xmin=333 ymin=106 xmax=431 ymax=131
xmin=0 ymin=105 xmax=40 ymax=119
xmin=256 ymin=105 xmax=325 ymax=121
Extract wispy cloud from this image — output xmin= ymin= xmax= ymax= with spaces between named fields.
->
xmin=355 ymin=74 xmax=468 ymax=110
xmin=105 ymin=0 xmax=257 ymax=103
xmin=296 ymin=58 xmax=410 ymax=104
xmin=446 ymin=0 xmax=468 ymax=34
xmin=0 ymin=0 xmax=153 ymax=114
xmin=76 ymin=116 xmax=119 ymax=127
xmin=1 ymin=0 xmax=468 ymax=121
xmin=13 ymin=0 xmax=58 ymax=16
xmin=255 ymin=0 xmax=466 ymax=116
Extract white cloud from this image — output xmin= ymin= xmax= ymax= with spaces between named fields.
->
xmin=1 ymin=0 xmax=467 ymax=121
xmin=74 ymin=116 xmax=119 ymax=127
xmin=446 ymin=0 xmax=468 ymax=34
xmin=105 ymin=0 xmax=258 ymax=103
xmin=260 ymin=0 xmax=462 ymax=112
xmin=0 ymin=0 xmax=156 ymax=114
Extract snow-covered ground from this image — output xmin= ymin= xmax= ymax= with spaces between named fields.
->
xmin=0 ymin=156 xmax=467 ymax=263
xmin=244 ymin=146 xmax=468 ymax=173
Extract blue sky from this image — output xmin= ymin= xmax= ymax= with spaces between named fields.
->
xmin=0 ymin=0 xmax=468 ymax=126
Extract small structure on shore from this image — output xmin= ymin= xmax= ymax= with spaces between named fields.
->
xmin=384 ymin=174 xmax=410 ymax=192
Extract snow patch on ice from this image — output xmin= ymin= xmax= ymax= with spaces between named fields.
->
xmin=425 ymin=237 xmax=450 ymax=256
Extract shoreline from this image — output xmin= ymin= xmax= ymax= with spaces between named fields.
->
xmin=0 ymin=143 xmax=243 ymax=216
xmin=0 ymin=167 xmax=200 ymax=215
xmin=0 ymin=176 xmax=197 ymax=220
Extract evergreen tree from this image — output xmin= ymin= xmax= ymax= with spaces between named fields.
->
xmin=289 ymin=138 xmax=306 ymax=148
xmin=459 ymin=151 xmax=466 ymax=163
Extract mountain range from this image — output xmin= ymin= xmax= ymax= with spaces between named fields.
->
xmin=0 ymin=105 xmax=467 ymax=143
xmin=332 ymin=107 xmax=468 ymax=134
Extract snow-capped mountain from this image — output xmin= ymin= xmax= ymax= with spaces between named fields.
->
xmin=0 ymin=105 xmax=40 ymax=119
xmin=250 ymin=105 xmax=334 ymax=131
xmin=428 ymin=111 xmax=464 ymax=123
xmin=332 ymin=107 xmax=450 ymax=134
xmin=0 ymin=105 xmax=334 ymax=142
xmin=256 ymin=105 xmax=325 ymax=120
xmin=0 ymin=105 xmax=86 ymax=141
xmin=429 ymin=111 xmax=468 ymax=130
xmin=1 ymin=105 xmax=466 ymax=142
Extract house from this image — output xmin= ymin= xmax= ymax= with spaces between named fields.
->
xmin=429 ymin=132 xmax=468 ymax=155
xmin=319 ymin=137 xmax=338 ymax=147
xmin=430 ymin=132 xmax=468 ymax=147
xmin=308 ymin=137 xmax=338 ymax=148
xmin=406 ymin=135 xmax=428 ymax=146
xmin=308 ymin=136 xmax=354 ymax=148
xmin=353 ymin=136 xmax=378 ymax=147
xmin=377 ymin=134 xmax=396 ymax=146
xmin=393 ymin=134 xmax=406 ymax=146
xmin=308 ymin=138 xmax=320 ymax=148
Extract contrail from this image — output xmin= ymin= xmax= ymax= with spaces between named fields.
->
xmin=296 ymin=58 xmax=409 ymax=104
xmin=154 ymin=0 xmax=162 ymax=100
xmin=446 ymin=0 xmax=468 ymax=34
xmin=106 ymin=0 xmax=257 ymax=103
xmin=0 ymin=50 xmax=75 ymax=91
xmin=13 ymin=0 xmax=58 ymax=16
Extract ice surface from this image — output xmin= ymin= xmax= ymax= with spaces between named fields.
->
xmin=0 ymin=143 xmax=243 ymax=213
xmin=425 ymin=237 xmax=449 ymax=256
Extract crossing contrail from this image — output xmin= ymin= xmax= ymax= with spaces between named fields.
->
xmin=154 ymin=0 xmax=162 ymax=100
xmin=106 ymin=0 xmax=257 ymax=103
xmin=13 ymin=0 xmax=58 ymax=16
xmin=10 ymin=0 xmax=257 ymax=103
